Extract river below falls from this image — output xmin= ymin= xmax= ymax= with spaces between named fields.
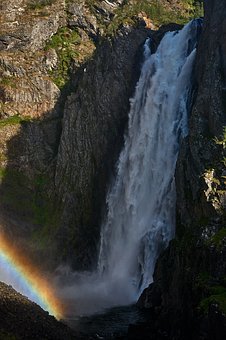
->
xmin=65 ymin=304 xmax=149 ymax=339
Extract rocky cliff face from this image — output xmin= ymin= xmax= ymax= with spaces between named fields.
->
xmin=0 ymin=281 xmax=78 ymax=340
xmin=54 ymin=27 xmax=151 ymax=269
xmin=0 ymin=0 xmax=196 ymax=269
xmin=1 ymin=1 xmax=214 ymax=339
xmin=137 ymin=0 xmax=226 ymax=339
xmin=0 ymin=0 xmax=143 ymax=269
xmin=0 ymin=0 xmax=65 ymax=118
xmin=0 ymin=12 xmax=152 ymax=271
xmin=54 ymin=21 xmax=184 ymax=269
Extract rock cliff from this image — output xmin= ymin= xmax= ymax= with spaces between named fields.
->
xmin=54 ymin=27 xmax=151 ymax=269
xmin=0 ymin=0 xmax=197 ymax=269
xmin=1 ymin=0 xmax=219 ymax=339
xmin=0 ymin=281 xmax=77 ymax=340
xmin=136 ymin=0 xmax=226 ymax=339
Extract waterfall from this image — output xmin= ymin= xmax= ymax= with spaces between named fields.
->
xmin=59 ymin=19 xmax=202 ymax=316
xmin=97 ymin=19 xmax=201 ymax=296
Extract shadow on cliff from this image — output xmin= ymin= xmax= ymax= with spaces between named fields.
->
xmin=0 ymin=22 xmax=184 ymax=274
xmin=0 ymin=26 xmax=154 ymax=272
xmin=0 ymin=84 xmax=69 ymax=270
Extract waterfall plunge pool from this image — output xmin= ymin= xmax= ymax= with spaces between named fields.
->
xmin=65 ymin=304 xmax=149 ymax=339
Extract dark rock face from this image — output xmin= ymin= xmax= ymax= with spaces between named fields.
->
xmin=0 ymin=0 xmax=198 ymax=271
xmin=0 ymin=281 xmax=77 ymax=340
xmin=55 ymin=27 xmax=151 ymax=269
xmin=0 ymin=1 xmax=151 ymax=271
xmin=54 ymin=22 xmax=182 ymax=270
xmin=137 ymin=0 xmax=226 ymax=339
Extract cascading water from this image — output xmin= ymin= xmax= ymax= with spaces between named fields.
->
xmin=58 ymin=19 xmax=202 ymax=318
xmin=97 ymin=19 xmax=201 ymax=298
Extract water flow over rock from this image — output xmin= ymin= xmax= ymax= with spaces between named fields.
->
xmin=98 ymin=19 xmax=201 ymax=294
xmin=59 ymin=19 xmax=202 ymax=316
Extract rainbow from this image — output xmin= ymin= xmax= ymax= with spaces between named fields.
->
xmin=0 ymin=232 xmax=63 ymax=319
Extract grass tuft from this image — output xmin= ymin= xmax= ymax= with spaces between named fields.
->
xmin=0 ymin=115 xmax=32 ymax=128
xmin=27 ymin=0 xmax=56 ymax=10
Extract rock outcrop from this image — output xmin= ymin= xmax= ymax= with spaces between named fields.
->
xmin=0 ymin=0 xmax=204 ymax=273
xmin=136 ymin=0 xmax=226 ymax=339
xmin=54 ymin=21 xmax=183 ymax=270
xmin=0 ymin=281 xmax=77 ymax=340
xmin=0 ymin=0 xmax=65 ymax=118
xmin=54 ymin=26 xmax=151 ymax=269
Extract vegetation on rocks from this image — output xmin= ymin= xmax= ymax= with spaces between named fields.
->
xmin=0 ymin=76 xmax=18 ymax=89
xmin=208 ymin=227 xmax=226 ymax=250
xmin=0 ymin=115 xmax=32 ymax=128
xmin=45 ymin=27 xmax=81 ymax=88
xmin=27 ymin=0 xmax=56 ymax=10
xmin=214 ymin=126 xmax=226 ymax=149
xmin=0 ymin=0 xmax=205 ymax=268
xmin=87 ymin=0 xmax=203 ymax=36
xmin=0 ymin=1 xmax=216 ymax=338
xmin=199 ymin=284 xmax=226 ymax=315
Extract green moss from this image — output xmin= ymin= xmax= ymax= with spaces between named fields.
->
xmin=192 ymin=1 xmax=204 ymax=17
xmin=197 ymin=270 xmax=226 ymax=314
xmin=45 ymin=27 xmax=81 ymax=89
xmin=209 ymin=228 xmax=226 ymax=249
xmin=90 ymin=0 xmax=203 ymax=37
xmin=195 ymin=272 xmax=211 ymax=290
xmin=0 ymin=76 xmax=17 ymax=88
xmin=203 ymin=164 xmax=226 ymax=214
xmin=0 ymin=115 xmax=32 ymax=128
xmin=27 ymin=0 xmax=55 ymax=10
xmin=0 ymin=167 xmax=6 ymax=180
xmin=181 ymin=0 xmax=204 ymax=15
xmin=45 ymin=1 xmax=204 ymax=85
xmin=199 ymin=286 xmax=226 ymax=315
xmin=106 ymin=1 xmax=181 ymax=36
xmin=214 ymin=126 xmax=226 ymax=149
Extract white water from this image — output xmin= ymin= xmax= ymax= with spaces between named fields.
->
xmin=98 ymin=20 xmax=200 ymax=295
xmin=59 ymin=20 xmax=202 ymax=316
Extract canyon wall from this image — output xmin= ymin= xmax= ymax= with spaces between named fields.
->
xmin=137 ymin=0 xmax=226 ymax=339
xmin=0 ymin=0 xmax=195 ymax=268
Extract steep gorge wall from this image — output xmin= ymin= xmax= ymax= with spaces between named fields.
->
xmin=137 ymin=0 xmax=226 ymax=339
xmin=0 ymin=0 xmax=196 ymax=269
xmin=54 ymin=27 xmax=151 ymax=269
xmin=0 ymin=0 xmax=152 ymax=268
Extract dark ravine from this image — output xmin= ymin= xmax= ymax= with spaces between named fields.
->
xmin=135 ymin=0 xmax=226 ymax=339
